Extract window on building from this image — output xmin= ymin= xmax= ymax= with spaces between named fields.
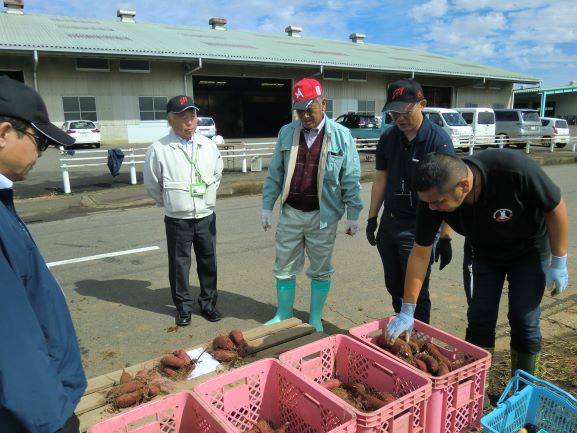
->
xmin=464 ymin=102 xmax=478 ymax=108
xmin=62 ymin=96 xmax=97 ymax=121
xmin=323 ymin=70 xmax=344 ymax=80
xmin=139 ymin=96 xmax=167 ymax=121
xmin=348 ymin=71 xmax=367 ymax=82
xmin=119 ymin=59 xmax=150 ymax=72
xmin=325 ymin=99 xmax=334 ymax=119
xmin=76 ymin=58 xmax=110 ymax=71
xmin=493 ymin=104 xmax=505 ymax=109
xmin=358 ymin=100 xmax=375 ymax=115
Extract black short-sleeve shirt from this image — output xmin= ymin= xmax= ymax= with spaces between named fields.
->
xmin=415 ymin=149 xmax=562 ymax=264
xmin=376 ymin=116 xmax=455 ymax=219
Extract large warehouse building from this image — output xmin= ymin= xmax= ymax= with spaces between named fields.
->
xmin=0 ymin=0 xmax=540 ymax=144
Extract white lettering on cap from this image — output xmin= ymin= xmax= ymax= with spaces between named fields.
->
xmin=315 ymin=85 xmax=321 ymax=96
xmin=294 ymin=88 xmax=304 ymax=99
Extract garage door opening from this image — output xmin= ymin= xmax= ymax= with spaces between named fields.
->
xmin=193 ymin=76 xmax=292 ymax=139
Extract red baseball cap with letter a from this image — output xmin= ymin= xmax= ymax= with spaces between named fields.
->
xmin=292 ymin=78 xmax=323 ymax=110
xmin=384 ymin=79 xmax=424 ymax=113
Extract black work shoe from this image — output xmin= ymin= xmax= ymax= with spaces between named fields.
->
xmin=200 ymin=307 xmax=222 ymax=322
xmin=176 ymin=311 xmax=191 ymax=326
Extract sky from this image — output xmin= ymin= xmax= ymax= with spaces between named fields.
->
xmin=25 ymin=0 xmax=577 ymax=88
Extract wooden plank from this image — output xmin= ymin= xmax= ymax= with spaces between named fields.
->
xmin=78 ymin=328 xmax=322 ymax=432
xmin=78 ymin=319 xmax=311 ymax=430
xmin=83 ymin=318 xmax=302 ymax=396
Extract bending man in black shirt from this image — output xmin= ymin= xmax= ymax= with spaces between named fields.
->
xmin=386 ymin=150 xmax=569 ymax=377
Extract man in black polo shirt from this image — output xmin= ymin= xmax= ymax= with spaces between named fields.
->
xmin=366 ymin=79 xmax=455 ymax=324
xmin=386 ymin=151 xmax=569 ymax=377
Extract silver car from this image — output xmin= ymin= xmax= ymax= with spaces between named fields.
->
xmin=541 ymin=117 xmax=570 ymax=148
xmin=494 ymin=109 xmax=541 ymax=148
xmin=196 ymin=117 xmax=217 ymax=138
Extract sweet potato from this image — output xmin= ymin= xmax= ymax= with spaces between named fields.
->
xmin=437 ymin=361 xmax=450 ymax=376
xmin=423 ymin=342 xmax=452 ymax=368
xmin=119 ymin=369 xmax=132 ymax=384
xmin=114 ymin=391 xmax=142 ymax=408
xmin=379 ymin=391 xmax=396 ymax=405
xmin=407 ymin=339 xmax=421 ymax=355
xmin=162 ymin=366 xmax=179 ymax=378
xmin=256 ymin=419 xmax=274 ymax=433
xmin=134 ymin=369 xmax=149 ymax=383
xmin=212 ymin=349 xmax=238 ymax=362
xmin=414 ymin=358 xmax=428 ymax=373
xmin=321 ymin=378 xmax=343 ymax=389
xmin=213 ymin=335 xmax=235 ymax=351
xmin=418 ymin=353 xmax=439 ymax=375
xmin=276 ymin=422 xmax=289 ymax=433
xmin=160 ymin=354 xmax=187 ymax=369
xmin=112 ymin=381 xmax=143 ymax=396
xmin=229 ymin=329 xmax=248 ymax=350
xmin=173 ymin=349 xmax=192 ymax=363
xmin=144 ymin=384 xmax=161 ymax=398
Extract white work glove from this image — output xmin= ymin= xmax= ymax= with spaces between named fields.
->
xmin=543 ymin=254 xmax=569 ymax=296
xmin=345 ymin=220 xmax=359 ymax=236
xmin=261 ymin=209 xmax=272 ymax=231
xmin=385 ymin=303 xmax=416 ymax=344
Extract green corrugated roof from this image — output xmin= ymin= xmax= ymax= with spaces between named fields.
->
xmin=0 ymin=11 xmax=539 ymax=83
xmin=514 ymin=84 xmax=577 ymax=94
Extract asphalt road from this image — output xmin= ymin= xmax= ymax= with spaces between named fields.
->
xmin=28 ymin=164 xmax=577 ymax=378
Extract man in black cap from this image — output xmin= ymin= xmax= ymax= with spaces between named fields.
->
xmin=143 ymin=95 xmax=223 ymax=325
xmin=365 ymin=78 xmax=455 ymax=324
xmin=0 ymin=76 xmax=87 ymax=433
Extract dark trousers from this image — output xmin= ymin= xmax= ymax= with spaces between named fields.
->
xmin=376 ymin=216 xmax=433 ymax=323
xmin=56 ymin=414 xmax=80 ymax=433
xmin=165 ymin=213 xmax=217 ymax=313
xmin=462 ymin=250 xmax=545 ymax=354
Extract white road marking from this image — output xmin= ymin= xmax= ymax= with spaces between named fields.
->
xmin=47 ymin=246 xmax=160 ymax=268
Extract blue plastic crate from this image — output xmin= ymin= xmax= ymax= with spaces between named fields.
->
xmin=481 ymin=370 xmax=577 ymax=433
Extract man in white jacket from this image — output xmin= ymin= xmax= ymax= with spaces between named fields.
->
xmin=144 ymin=95 xmax=223 ymax=325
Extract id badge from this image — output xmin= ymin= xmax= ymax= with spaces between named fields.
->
xmin=190 ymin=182 xmax=206 ymax=197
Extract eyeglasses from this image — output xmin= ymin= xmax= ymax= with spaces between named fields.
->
xmin=388 ymin=103 xmax=420 ymax=120
xmin=13 ymin=127 xmax=50 ymax=152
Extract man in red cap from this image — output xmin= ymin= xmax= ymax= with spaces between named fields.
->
xmin=0 ymin=76 xmax=87 ymax=433
xmin=261 ymin=77 xmax=363 ymax=332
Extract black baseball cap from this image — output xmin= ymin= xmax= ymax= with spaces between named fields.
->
xmin=166 ymin=95 xmax=199 ymax=113
xmin=0 ymin=75 xmax=75 ymax=147
xmin=383 ymin=79 xmax=425 ymax=113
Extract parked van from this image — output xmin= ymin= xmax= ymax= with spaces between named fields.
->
xmin=494 ymin=109 xmax=541 ymax=148
xmin=455 ymin=107 xmax=495 ymax=148
xmin=422 ymin=107 xmax=473 ymax=149
xmin=540 ymin=117 xmax=570 ymax=148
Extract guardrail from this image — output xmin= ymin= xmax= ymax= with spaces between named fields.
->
xmin=58 ymin=135 xmax=576 ymax=193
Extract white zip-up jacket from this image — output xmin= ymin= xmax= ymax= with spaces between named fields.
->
xmin=143 ymin=129 xmax=223 ymax=219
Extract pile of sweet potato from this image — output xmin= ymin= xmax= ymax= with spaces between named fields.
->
xmin=209 ymin=329 xmax=249 ymax=363
xmin=107 ymin=368 xmax=172 ymax=409
xmin=159 ymin=349 xmax=197 ymax=380
xmin=321 ymin=377 xmax=396 ymax=412
xmin=243 ymin=419 xmax=288 ymax=433
xmin=375 ymin=334 xmax=466 ymax=377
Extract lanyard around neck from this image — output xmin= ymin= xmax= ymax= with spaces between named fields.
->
xmin=178 ymin=142 xmax=201 ymax=175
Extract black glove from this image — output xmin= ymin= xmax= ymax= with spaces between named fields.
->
xmin=434 ymin=237 xmax=452 ymax=270
xmin=366 ymin=217 xmax=378 ymax=246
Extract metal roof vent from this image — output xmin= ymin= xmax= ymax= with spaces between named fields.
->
xmin=350 ymin=33 xmax=366 ymax=44
xmin=285 ymin=26 xmax=302 ymax=37
xmin=117 ymin=9 xmax=135 ymax=23
xmin=209 ymin=17 xmax=227 ymax=30
xmin=569 ymin=80 xmax=576 ymax=86
xmin=4 ymin=0 xmax=23 ymax=14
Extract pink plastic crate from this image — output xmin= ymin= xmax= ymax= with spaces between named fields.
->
xmin=87 ymin=391 xmax=227 ymax=433
xmin=349 ymin=317 xmax=491 ymax=433
xmin=193 ymin=358 xmax=357 ymax=433
xmin=279 ymin=335 xmax=431 ymax=433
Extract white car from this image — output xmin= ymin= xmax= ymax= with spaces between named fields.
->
xmin=540 ymin=117 xmax=570 ymax=148
xmin=61 ymin=120 xmax=101 ymax=148
xmin=197 ymin=117 xmax=217 ymax=138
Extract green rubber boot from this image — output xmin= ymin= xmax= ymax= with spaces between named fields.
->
xmin=264 ymin=278 xmax=296 ymax=326
xmin=309 ymin=279 xmax=330 ymax=332
xmin=510 ymin=347 xmax=541 ymax=377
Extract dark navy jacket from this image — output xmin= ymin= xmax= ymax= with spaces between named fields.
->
xmin=0 ymin=189 xmax=87 ymax=433
xmin=376 ymin=116 xmax=455 ymax=219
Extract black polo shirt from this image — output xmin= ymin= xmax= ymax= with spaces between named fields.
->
xmin=376 ymin=116 xmax=455 ymax=219
xmin=415 ymin=149 xmax=562 ymax=264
